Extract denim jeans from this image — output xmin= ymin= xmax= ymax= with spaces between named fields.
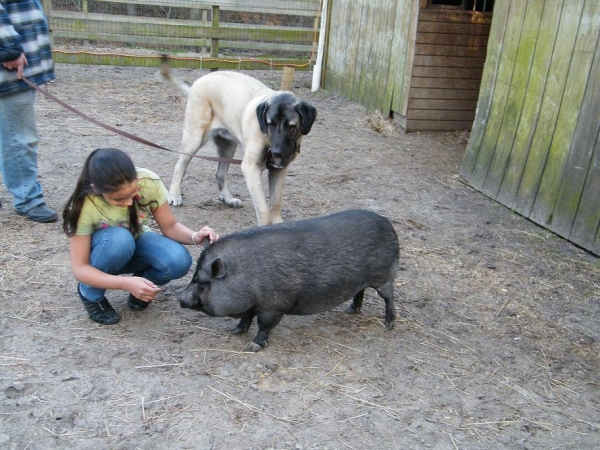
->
xmin=79 ymin=227 xmax=193 ymax=302
xmin=0 ymin=89 xmax=46 ymax=212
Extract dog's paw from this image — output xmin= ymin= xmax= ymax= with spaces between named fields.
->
xmin=168 ymin=195 xmax=183 ymax=207
xmin=218 ymin=194 xmax=243 ymax=208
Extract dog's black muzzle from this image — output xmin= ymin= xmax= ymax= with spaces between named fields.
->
xmin=267 ymin=149 xmax=284 ymax=169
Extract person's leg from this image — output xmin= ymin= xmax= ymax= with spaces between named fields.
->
xmin=0 ymin=90 xmax=55 ymax=219
xmin=78 ymin=227 xmax=136 ymax=324
xmin=122 ymin=231 xmax=192 ymax=286
xmin=78 ymin=227 xmax=136 ymax=301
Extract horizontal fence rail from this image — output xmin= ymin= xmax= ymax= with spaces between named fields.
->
xmin=44 ymin=0 xmax=321 ymax=70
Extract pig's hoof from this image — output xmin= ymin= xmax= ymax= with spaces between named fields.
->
xmin=231 ymin=326 xmax=247 ymax=335
xmin=385 ymin=319 xmax=395 ymax=330
xmin=244 ymin=342 xmax=263 ymax=352
xmin=345 ymin=305 xmax=361 ymax=314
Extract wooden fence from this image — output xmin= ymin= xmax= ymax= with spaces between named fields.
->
xmin=42 ymin=0 xmax=321 ymax=70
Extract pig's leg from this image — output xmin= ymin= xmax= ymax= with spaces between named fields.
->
xmin=375 ymin=282 xmax=396 ymax=330
xmin=345 ymin=289 xmax=365 ymax=314
xmin=245 ymin=312 xmax=284 ymax=352
xmin=231 ymin=316 xmax=253 ymax=335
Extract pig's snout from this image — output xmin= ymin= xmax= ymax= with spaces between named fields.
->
xmin=178 ymin=285 xmax=203 ymax=311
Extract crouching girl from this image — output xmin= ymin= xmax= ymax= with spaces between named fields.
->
xmin=63 ymin=148 xmax=218 ymax=325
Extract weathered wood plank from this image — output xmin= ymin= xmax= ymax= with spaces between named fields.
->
xmin=52 ymin=52 xmax=309 ymax=69
xmin=418 ymin=8 xmax=492 ymax=24
xmin=354 ymin=2 xmax=375 ymax=104
xmin=556 ymin=41 xmax=600 ymax=244
xmin=417 ymin=21 xmax=491 ymax=36
xmin=411 ymin=76 xmax=481 ymax=89
xmin=460 ymin=0 xmax=510 ymax=182
xmin=405 ymin=120 xmax=474 ymax=131
xmin=51 ymin=11 xmax=315 ymax=42
xmin=415 ymin=44 xmax=487 ymax=58
xmin=326 ymin=0 xmax=347 ymax=94
xmin=466 ymin=0 xmax=527 ymax=190
xmin=380 ymin=0 xmax=403 ymax=115
xmin=390 ymin=0 xmax=419 ymax=115
xmin=481 ymin=0 xmax=544 ymax=198
xmin=358 ymin=2 xmax=381 ymax=109
xmin=372 ymin=0 xmax=397 ymax=112
xmin=416 ymin=32 xmax=488 ymax=47
xmin=89 ymin=0 xmax=321 ymax=16
xmin=496 ymin=1 xmax=563 ymax=209
xmin=344 ymin=0 xmax=363 ymax=98
xmin=413 ymin=55 xmax=486 ymax=69
xmin=531 ymin=0 xmax=600 ymax=229
xmin=408 ymin=98 xmax=478 ymax=110
xmin=513 ymin=1 xmax=585 ymax=217
xmin=52 ymin=31 xmax=312 ymax=53
xmin=409 ymin=88 xmax=480 ymax=100
xmin=411 ymin=65 xmax=483 ymax=79
xmin=407 ymin=109 xmax=475 ymax=121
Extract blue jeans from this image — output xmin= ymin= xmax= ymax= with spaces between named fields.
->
xmin=79 ymin=227 xmax=193 ymax=302
xmin=0 ymin=89 xmax=46 ymax=212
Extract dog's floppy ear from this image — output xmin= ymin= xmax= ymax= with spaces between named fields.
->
xmin=295 ymin=102 xmax=318 ymax=135
xmin=256 ymin=101 xmax=269 ymax=134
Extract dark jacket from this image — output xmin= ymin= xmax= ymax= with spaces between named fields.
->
xmin=0 ymin=0 xmax=55 ymax=96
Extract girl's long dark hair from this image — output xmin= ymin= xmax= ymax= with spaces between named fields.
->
xmin=62 ymin=148 xmax=152 ymax=237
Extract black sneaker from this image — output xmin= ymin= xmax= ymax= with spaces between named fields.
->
xmin=127 ymin=294 xmax=150 ymax=311
xmin=17 ymin=203 xmax=58 ymax=223
xmin=78 ymin=285 xmax=120 ymax=325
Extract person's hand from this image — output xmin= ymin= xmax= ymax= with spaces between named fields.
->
xmin=192 ymin=226 xmax=219 ymax=246
xmin=2 ymin=53 xmax=28 ymax=79
xmin=127 ymin=277 xmax=161 ymax=302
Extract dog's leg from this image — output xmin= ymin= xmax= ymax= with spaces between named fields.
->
xmin=169 ymin=128 xmax=205 ymax=207
xmin=169 ymin=96 xmax=213 ymax=206
xmin=213 ymin=130 xmax=242 ymax=208
xmin=267 ymin=167 xmax=289 ymax=224
xmin=241 ymin=149 xmax=270 ymax=225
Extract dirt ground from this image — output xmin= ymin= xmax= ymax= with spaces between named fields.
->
xmin=1 ymin=63 xmax=599 ymax=450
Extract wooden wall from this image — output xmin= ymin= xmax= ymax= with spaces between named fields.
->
xmin=322 ymin=0 xmax=491 ymax=132
xmin=461 ymin=0 xmax=600 ymax=256
xmin=323 ymin=0 xmax=420 ymax=115
xmin=403 ymin=8 xmax=491 ymax=131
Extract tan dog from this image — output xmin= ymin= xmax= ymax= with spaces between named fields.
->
xmin=159 ymin=61 xmax=317 ymax=225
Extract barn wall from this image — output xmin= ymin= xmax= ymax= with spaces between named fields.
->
xmin=461 ymin=0 xmax=600 ymax=255
xmin=402 ymin=7 xmax=491 ymax=131
xmin=323 ymin=0 xmax=419 ymax=115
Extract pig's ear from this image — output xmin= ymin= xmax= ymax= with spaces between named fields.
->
xmin=211 ymin=258 xmax=226 ymax=279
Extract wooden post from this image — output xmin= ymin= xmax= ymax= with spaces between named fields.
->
xmin=281 ymin=67 xmax=295 ymax=90
xmin=202 ymin=9 xmax=209 ymax=54
xmin=211 ymin=5 xmax=220 ymax=58
xmin=41 ymin=0 xmax=54 ymax=47
xmin=82 ymin=0 xmax=89 ymax=47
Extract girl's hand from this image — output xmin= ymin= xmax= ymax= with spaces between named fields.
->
xmin=192 ymin=226 xmax=219 ymax=246
xmin=127 ymin=277 xmax=161 ymax=302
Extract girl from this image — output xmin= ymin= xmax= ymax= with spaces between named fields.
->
xmin=63 ymin=148 xmax=218 ymax=325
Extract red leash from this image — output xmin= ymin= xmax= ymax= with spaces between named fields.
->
xmin=22 ymin=77 xmax=243 ymax=165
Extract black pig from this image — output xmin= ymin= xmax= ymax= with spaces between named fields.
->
xmin=178 ymin=209 xmax=399 ymax=352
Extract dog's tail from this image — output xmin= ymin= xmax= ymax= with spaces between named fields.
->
xmin=157 ymin=54 xmax=191 ymax=97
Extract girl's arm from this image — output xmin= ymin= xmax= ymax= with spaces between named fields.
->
xmin=152 ymin=202 xmax=218 ymax=245
xmin=69 ymin=234 xmax=160 ymax=301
